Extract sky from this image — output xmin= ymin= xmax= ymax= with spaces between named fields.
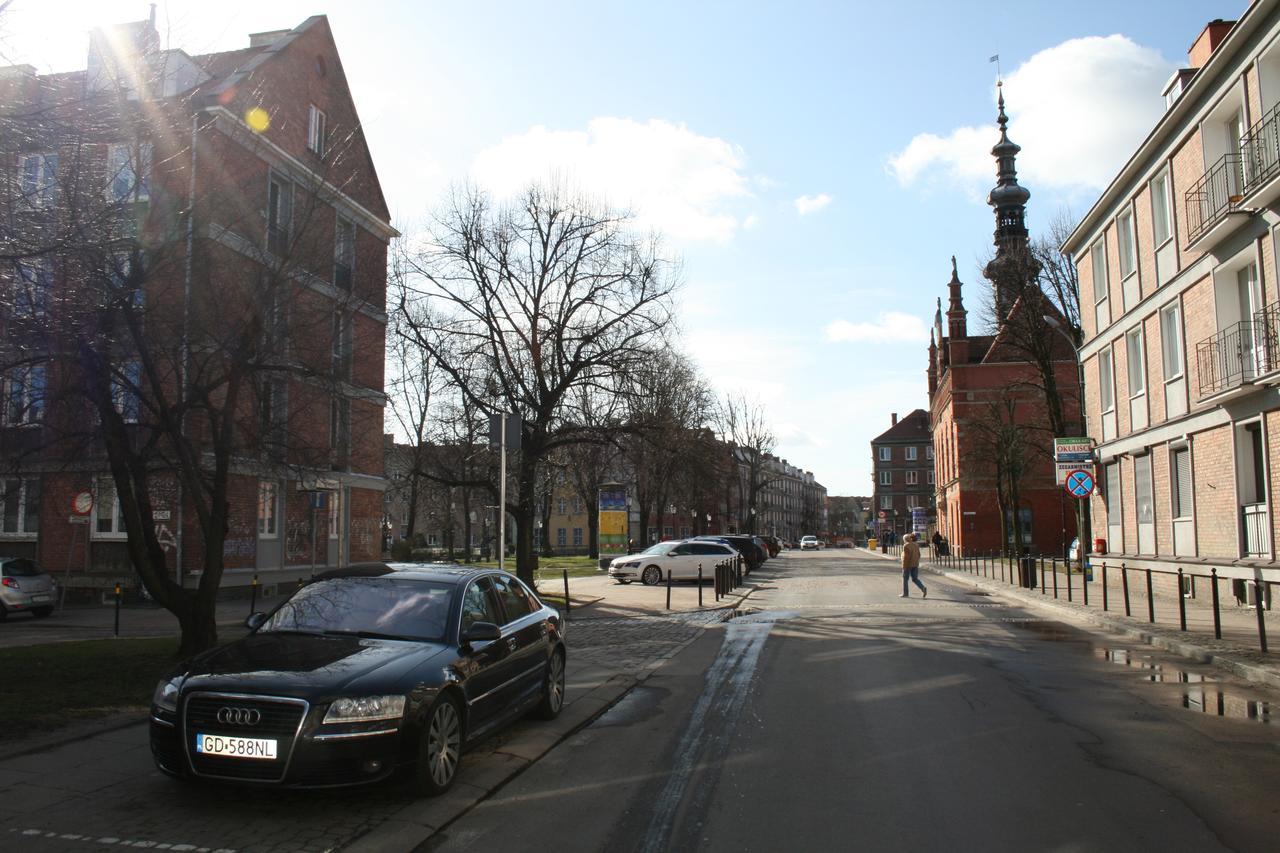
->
xmin=0 ymin=0 xmax=1239 ymax=495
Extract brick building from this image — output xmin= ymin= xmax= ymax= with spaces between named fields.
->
xmin=870 ymin=410 xmax=935 ymax=538
xmin=1062 ymin=4 xmax=1280 ymax=589
xmin=0 ymin=14 xmax=393 ymax=594
xmin=927 ymin=92 xmax=1081 ymax=556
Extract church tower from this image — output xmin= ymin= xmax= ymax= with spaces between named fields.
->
xmin=982 ymin=83 xmax=1039 ymax=324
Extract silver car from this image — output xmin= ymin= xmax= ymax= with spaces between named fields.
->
xmin=0 ymin=557 xmax=56 ymax=620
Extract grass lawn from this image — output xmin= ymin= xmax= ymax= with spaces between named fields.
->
xmin=457 ymin=555 xmax=604 ymax=580
xmin=0 ymin=637 xmax=178 ymax=733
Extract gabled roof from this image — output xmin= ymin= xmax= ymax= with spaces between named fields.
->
xmin=871 ymin=409 xmax=931 ymax=443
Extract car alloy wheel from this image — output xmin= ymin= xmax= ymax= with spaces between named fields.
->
xmin=641 ymin=565 xmax=662 ymax=586
xmin=533 ymin=650 xmax=566 ymax=720
xmin=418 ymin=696 xmax=462 ymax=795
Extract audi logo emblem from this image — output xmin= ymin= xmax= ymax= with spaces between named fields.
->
xmin=216 ymin=706 xmax=262 ymax=726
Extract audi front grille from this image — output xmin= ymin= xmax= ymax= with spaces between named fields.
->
xmin=183 ymin=692 xmax=309 ymax=782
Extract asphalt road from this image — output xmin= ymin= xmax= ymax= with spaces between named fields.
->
xmin=422 ymin=548 xmax=1280 ymax=853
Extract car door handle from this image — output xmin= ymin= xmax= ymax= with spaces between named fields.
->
xmin=507 ymin=637 xmax=518 ymax=651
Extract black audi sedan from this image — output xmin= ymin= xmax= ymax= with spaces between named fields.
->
xmin=149 ymin=565 xmax=566 ymax=796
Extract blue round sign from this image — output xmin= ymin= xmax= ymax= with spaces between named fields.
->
xmin=1065 ymin=469 xmax=1094 ymax=498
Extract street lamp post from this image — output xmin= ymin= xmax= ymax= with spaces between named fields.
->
xmin=1044 ymin=313 xmax=1090 ymax=577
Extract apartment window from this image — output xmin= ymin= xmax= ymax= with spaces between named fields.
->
xmin=1091 ymin=239 xmax=1110 ymax=330
xmin=573 ymin=528 xmax=583 ymax=547
xmin=12 ymin=260 xmax=52 ymax=318
xmin=1151 ymin=170 xmax=1172 ymax=246
xmin=329 ymin=489 xmax=341 ymax=540
xmin=330 ymin=396 xmax=351 ymax=464
xmin=267 ymin=176 xmax=293 ymax=254
xmin=556 ymin=528 xmax=566 ymax=547
xmin=663 ymin=526 xmax=673 ymax=538
xmin=878 ymin=471 xmax=891 ymax=486
xmin=0 ymin=477 xmax=40 ymax=536
xmin=571 ymin=497 xmax=581 ymax=514
xmin=94 ymin=477 xmax=125 ymax=537
xmin=1171 ymin=447 xmax=1192 ymax=519
xmin=556 ymin=498 xmax=566 ymax=515
xmin=307 ymin=105 xmax=327 ymax=156
xmin=880 ymin=496 xmax=893 ymax=510
xmin=1160 ymin=302 xmax=1184 ymax=380
xmin=878 ymin=446 xmax=891 ymax=462
xmin=1135 ymin=454 xmax=1154 ymax=553
xmin=20 ymin=152 xmax=58 ymax=207
xmin=334 ymin=217 xmax=355 ymax=291
xmin=107 ymin=142 xmax=151 ymax=202
xmin=1117 ymin=209 xmax=1137 ymax=280
xmin=1126 ymin=328 xmax=1146 ymax=398
xmin=257 ymin=481 xmax=279 ymax=538
xmin=927 ymin=471 xmax=934 ymax=485
xmin=1098 ymin=349 xmax=1115 ymax=413
xmin=906 ymin=470 xmax=919 ymax=485
xmin=112 ymin=360 xmax=142 ymax=423
xmin=331 ymin=312 xmax=353 ymax=380
xmin=106 ymin=252 xmax=145 ymax=310
xmin=4 ymin=366 xmax=45 ymax=426
xmin=1105 ymin=463 xmax=1122 ymax=550
xmin=926 ymin=445 xmax=934 ymax=460
xmin=260 ymin=380 xmax=286 ymax=453
xmin=905 ymin=446 xmax=918 ymax=461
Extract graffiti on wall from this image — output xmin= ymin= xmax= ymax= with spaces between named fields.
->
xmin=155 ymin=523 xmax=177 ymax=554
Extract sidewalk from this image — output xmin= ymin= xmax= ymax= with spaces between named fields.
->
xmin=861 ymin=547 xmax=1280 ymax=690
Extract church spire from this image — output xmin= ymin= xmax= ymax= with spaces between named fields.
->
xmin=983 ymin=82 xmax=1038 ymax=324
xmin=946 ymin=256 xmax=967 ymax=339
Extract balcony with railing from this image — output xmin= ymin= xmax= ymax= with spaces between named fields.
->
xmin=1185 ymin=103 xmax=1280 ymax=249
xmin=1184 ymin=153 xmax=1244 ymax=247
xmin=1242 ymin=502 xmax=1271 ymax=558
xmin=1195 ymin=301 xmax=1280 ymax=398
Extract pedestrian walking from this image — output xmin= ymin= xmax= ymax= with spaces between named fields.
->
xmin=900 ymin=533 xmax=927 ymax=598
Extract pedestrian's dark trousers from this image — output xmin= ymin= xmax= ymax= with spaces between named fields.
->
xmin=902 ymin=567 xmax=925 ymax=596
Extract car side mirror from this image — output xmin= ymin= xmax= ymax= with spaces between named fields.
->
xmin=245 ymin=612 xmax=268 ymax=631
xmin=461 ymin=621 xmax=501 ymax=645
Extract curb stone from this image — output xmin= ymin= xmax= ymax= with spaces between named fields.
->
xmin=854 ymin=547 xmax=1280 ymax=691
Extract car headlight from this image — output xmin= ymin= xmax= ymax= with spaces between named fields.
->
xmin=152 ymin=678 xmax=180 ymax=713
xmin=324 ymin=695 xmax=406 ymax=723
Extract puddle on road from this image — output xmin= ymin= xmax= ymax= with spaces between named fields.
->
xmin=1182 ymin=686 xmax=1272 ymax=723
xmin=1095 ymin=648 xmax=1216 ymax=683
xmin=724 ymin=609 xmax=798 ymax=624
xmin=1009 ymin=620 xmax=1091 ymax=643
xmin=592 ymin=685 xmax=669 ymax=728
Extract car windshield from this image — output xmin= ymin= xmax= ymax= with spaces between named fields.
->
xmin=641 ymin=543 xmax=676 ymax=555
xmin=262 ymin=577 xmax=452 ymax=642
xmin=1 ymin=558 xmax=42 ymax=577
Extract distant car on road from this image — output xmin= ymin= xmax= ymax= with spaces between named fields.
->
xmin=609 ymin=540 xmax=738 ymax=585
xmin=0 ymin=557 xmax=56 ymax=620
xmin=149 ymin=565 xmax=566 ymax=796
xmin=800 ymin=536 xmax=819 ymax=551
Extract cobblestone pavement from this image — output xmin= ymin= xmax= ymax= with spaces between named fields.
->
xmin=0 ymin=608 xmax=730 ymax=853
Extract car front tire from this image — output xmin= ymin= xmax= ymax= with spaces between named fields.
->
xmin=532 ymin=648 xmax=566 ymax=720
xmin=641 ymin=565 xmax=662 ymax=586
xmin=414 ymin=695 xmax=463 ymax=797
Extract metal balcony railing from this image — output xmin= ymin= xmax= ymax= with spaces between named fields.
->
xmin=1243 ymin=102 xmax=1280 ymax=195
xmin=1242 ymin=502 xmax=1270 ymax=558
xmin=1195 ymin=302 xmax=1280 ymax=397
xmin=1184 ymin=153 xmax=1244 ymax=246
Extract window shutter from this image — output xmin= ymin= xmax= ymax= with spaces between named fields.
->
xmin=1172 ymin=449 xmax=1192 ymax=518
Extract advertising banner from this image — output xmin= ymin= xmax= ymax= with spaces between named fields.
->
xmin=598 ymin=485 xmax=628 ymax=554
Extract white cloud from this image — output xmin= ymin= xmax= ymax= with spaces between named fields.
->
xmin=793 ymin=193 xmax=833 ymax=215
xmin=824 ymin=312 xmax=929 ymax=344
xmin=887 ymin=35 xmax=1173 ymax=193
xmin=471 ymin=117 xmax=753 ymax=243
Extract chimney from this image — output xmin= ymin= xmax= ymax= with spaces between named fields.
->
xmin=891 ymin=413 xmax=898 ymax=426
xmin=1188 ymin=19 xmax=1235 ymax=68
xmin=249 ymin=29 xmax=291 ymax=48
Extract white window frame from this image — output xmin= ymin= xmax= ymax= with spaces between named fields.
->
xmin=267 ymin=174 xmax=293 ymax=254
xmin=307 ymin=105 xmax=327 ymax=156
xmin=4 ymin=365 xmax=46 ymax=426
xmin=106 ymin=142 xmax=151 ymax=203
xmin=93 ymin=476 xmax=126 ymax=539
xmin=1117 ymin=208 xmax=1138 ymax=281
xmin=257 ymin=481 xmax=279 ymax=538
xmin=927 ymin=470 xmax=935 ymax=485
xmin=878 ymin=471 xmax=891 ymax=486
xmin=1160 ymin=301 xmax=1185 ymax=381
xmin=12 ymin=259 xmax=52 ymax=319
xmin=1171 ymin=446 xmax=1193 ymax=520
xmin=0 ymin=477 xmax=40 ymax=537
xmin=1091 ymin=239 xmax=1110 ymax=330
xmin=19 ymin=152 xmax=58 ymax=208
xmin=573 ymin=527 xmax=583 ymax=547
xmin=905 ymin=446 xmax=918 ymax=461
xmin=926 ymin=445 xmax=934 ymax=460
xmin=880 ymin=496 xmax=893 ymax=510
xmin=1150 ymin=169 xmax=1173 ymax=247
xmin=1098 ymin=348 xmax=1116 ymax=414
xmin=1126 ymin=327 xmax=1147 ymax=399
xmin=906 ymin=470 xmax=919 ymax=485
xmin=556 ymin=527 xmax=566 ymax=547
xmin=877 ymin=446 xmax=891 ymax=462
xmin=112 ymin=360 xmax=141 ymax=424
xmin=334 ymin=216 xmax=355 ymax=291
xmin=328 ymin=489 xmax=341 ymax=540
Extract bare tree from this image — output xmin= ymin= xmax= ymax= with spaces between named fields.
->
xmin=719 ymin=394 xmax=777 ymax=534
xmin=394 ymin=184 xmax=678 ymax=584
xmin=969 ymin=394 xmax=1032 ymax=557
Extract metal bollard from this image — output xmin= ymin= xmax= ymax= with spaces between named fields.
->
xmin=564 ymin=569 xmax=571 ymax=620
xmin=1066 ymin=557 xmax=1072 ymax=603
xmin=249 ymin=573 xmax=259 ymax=615
xmin=1102 ymin=563 xmax=1109 ymax=611
xmin=1255 ymin=578 xmax=1269 ymax=654
xmin=114 ymin=581 xmax=122 ymax=637
xmin=666 ymin=570 xmax=672 ymax=610
xmin=714 ymin=563 xmax=721 ymax=601
xmin=1082 ymin=560 xmax=1089 ymax=606
xmin=1211 ymin=569 xmax=1222 ymax=639
xmin=1145 ymin=567 xmax=1155 ymax=623
xmin=1178 ymin=569 xmax=1186 ymax=631
xmin=698 ymin=563 xmax=703 ymax=608
xmin=1121 ymin=564 xmax=1132 ymax=617
xmin=1040 ymin=557 xmax=1046 ymax=596
xmin=1052 ymin=559 xmax=1059 ymax=599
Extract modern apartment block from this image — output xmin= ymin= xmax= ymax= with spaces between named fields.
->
xmin=870 ymin=410 xmax=935 ymax=537
xmin=1063 ymin=3 xmax=1280 ymax=584
xmin=0 ymin=14 xmax=393 ymax=594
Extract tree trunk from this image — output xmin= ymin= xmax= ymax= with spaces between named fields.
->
xmin=462 ymin=493 xmax=473 ymax=562
xmin=587 ymin=496 xmax=599 ymax=559
xmin=515 ymin=448 xmax=538 ymax=586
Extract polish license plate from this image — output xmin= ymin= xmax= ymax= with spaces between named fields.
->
xmin=194 ymin=733 xmax=278 ymax=760
xmin=31 ymin=595 xmax=50 ymax=603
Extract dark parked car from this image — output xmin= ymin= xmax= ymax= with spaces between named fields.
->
xmin=149 ymin=565 xmax=565 ymax=795
xmin=760 ymin=536 xmax=782 ymax=558
xmin=693 ymin=535 xmax=765 ymax=571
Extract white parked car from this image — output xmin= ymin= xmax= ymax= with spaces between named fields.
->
xmin=800 ymin=536 xmax=819 ymax=551
xmin=609 ymin=540 xmax=738 ymax=585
